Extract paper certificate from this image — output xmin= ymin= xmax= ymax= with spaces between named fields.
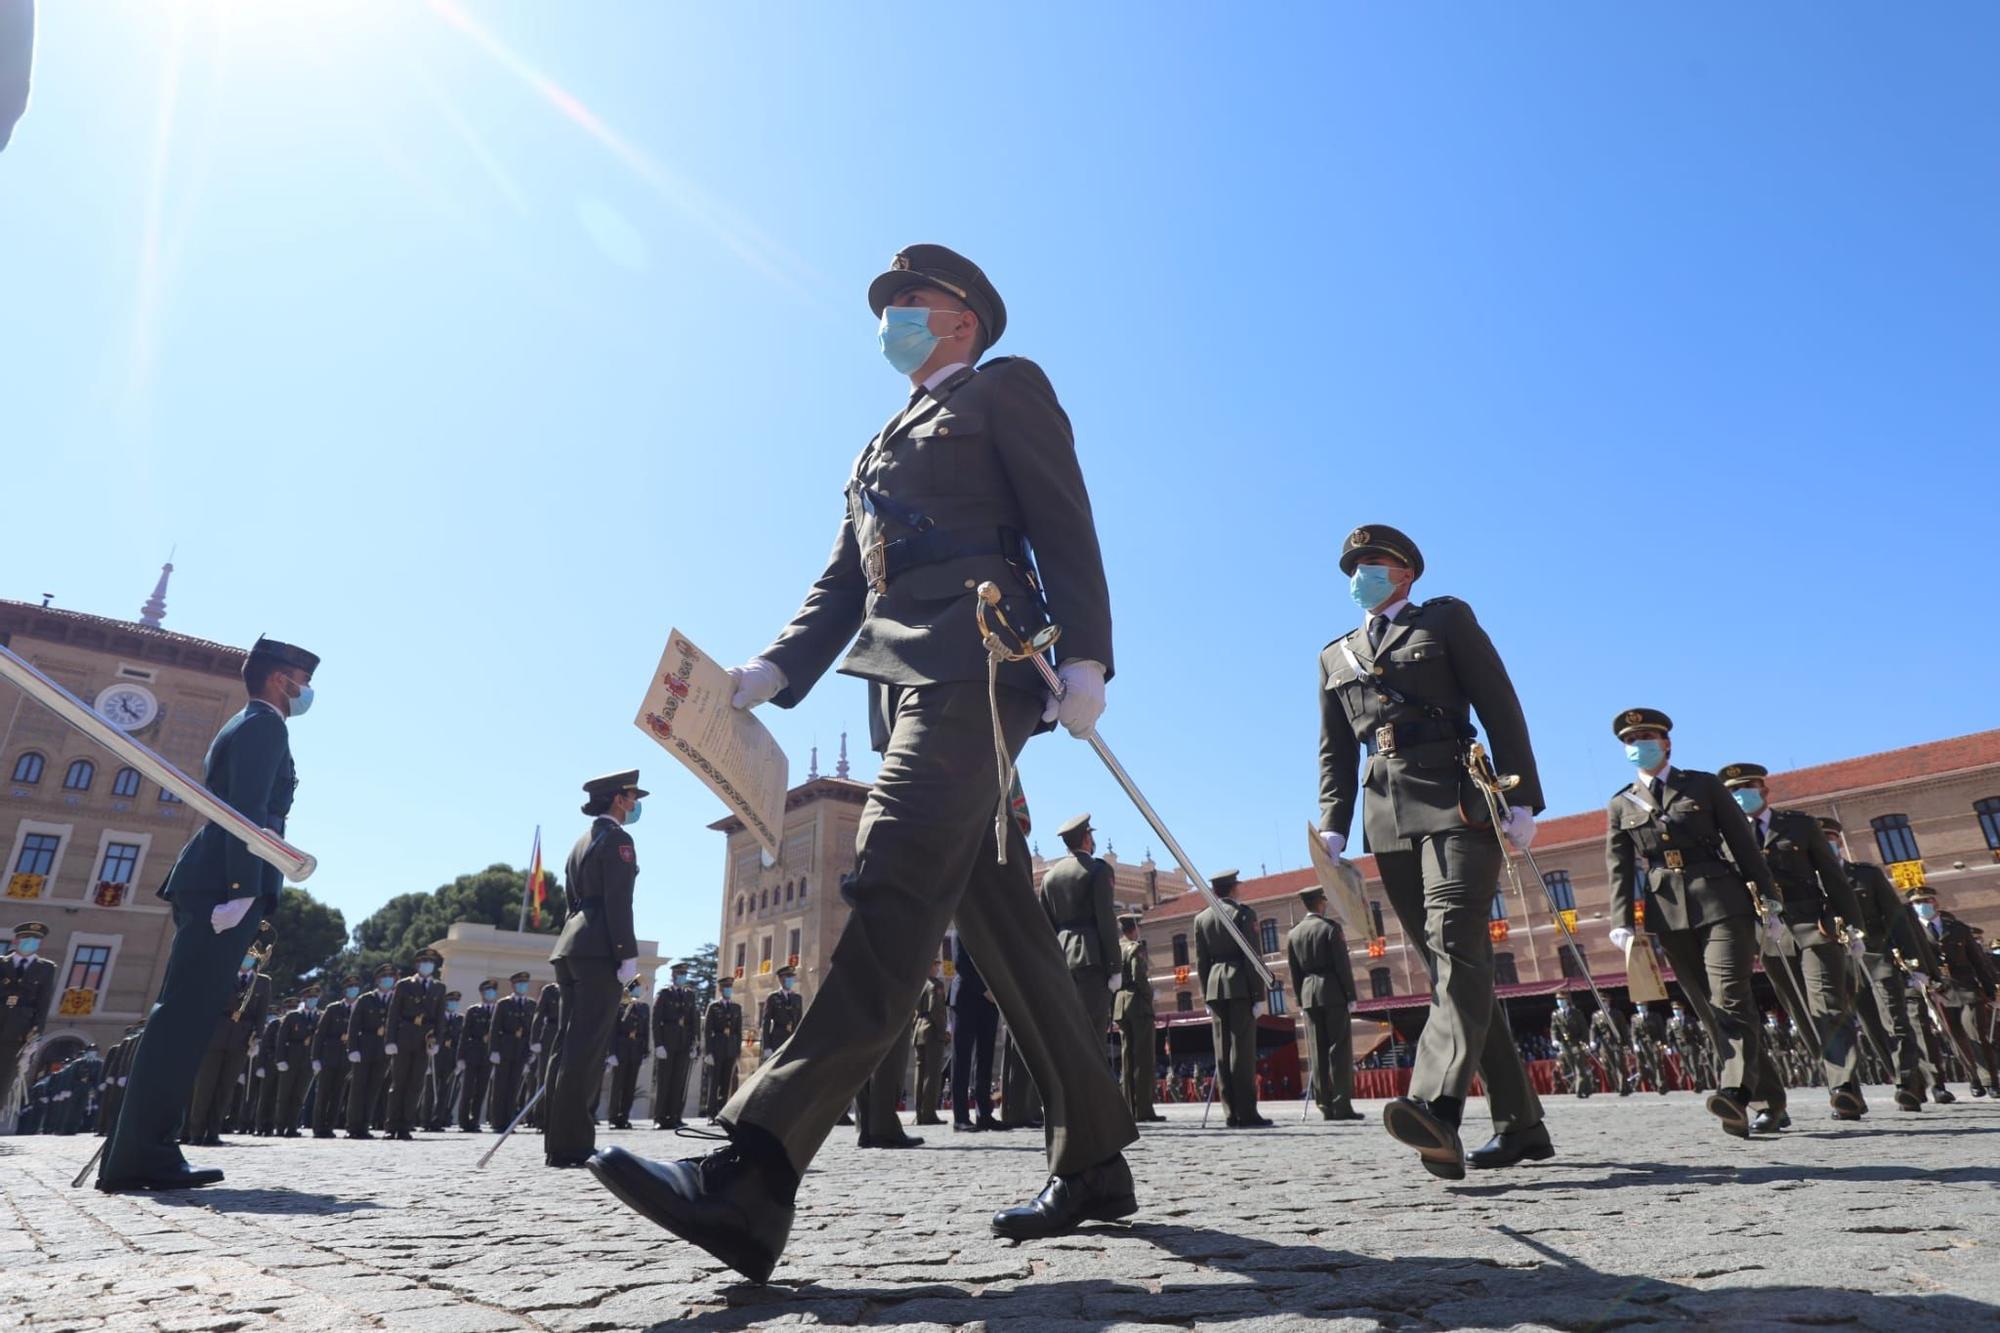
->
xmin=634 ymin=631 xmax=789 ymax=860
xmin=1305 ymin=822 xmax=1372 ymax=942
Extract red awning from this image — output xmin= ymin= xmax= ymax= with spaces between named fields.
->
xmin=1353 ymin=972 xmax=1641 ymax=1015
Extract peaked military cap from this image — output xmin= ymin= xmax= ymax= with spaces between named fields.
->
xmin=341 ymin=974 xmax=362 ymax=987
xmin=1338 ymin=524 xmax=1424 ymax=578
xmin=1117 ymin=913 xmax=1142 ymax=929
xmin=1058 ymin=812 xmax=1093 ymax=839
xmin=248 ymin=635 xmax=320 ymax=675
xmin=1298 ymin=885 xmax=1328 ymax=907
xmin=444 ymin=990 xmax=462 ymax=1001
xmin=1210 ymin=869 xmax=1241 ymax=893
xmin=1818 ymin=816 xmax=1843 ymax=833
xmin=1614 ymin=707 xmax=1674 ymax=740
xmin=670 ymin=961 xmax=689 ymax=973
xmin=480 ymin=977 xmax=501 ymax=990
xmin=414 ymin=946 xmax=443 ymax=965
xmin=868 ymin=243 xmax=1007 ymax=348
xmin=509 ymin=969 xmax=533 ymax=983
xmin=1719 ymin=763 xmax=1769 ymax=788
xmin=12 ymin=921 xmax=49 ymax=939
xmin=582 ymin=769 xmax=648 ymax=814
xmin=299 ymin=983 xmax=323 ymax=997
xmin=776 ymin=964 xmax=796 ymax=978
xmin=374 ymin=961 xmax=398 ymax=977
xmin=1906 ymin=884 xmax=1939 ymax=902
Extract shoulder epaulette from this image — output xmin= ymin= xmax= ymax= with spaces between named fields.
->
xmin=1420 ymin=595 xmax=1462 ymax=608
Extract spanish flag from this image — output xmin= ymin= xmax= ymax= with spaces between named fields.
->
xmin=527 ymin=826 xmax=545 ymax=929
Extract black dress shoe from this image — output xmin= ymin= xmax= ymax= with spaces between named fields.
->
xmin=312 ymin=1130 xmax=335 ymax=1140
xmin=953 ymin=1120 xmax=983 ymax=1133
xmin=1973 ymin=1084 xmax=1988 ymax=1098
xmin=1143 ymin=1113 xmax=1169 ymax=1122
xmin=347 ymin=1131 xmax=374 ymax=1140
xmin=1935 ymin=1087 xmax=1957 ymax=1104
xmin=861 ymin=1134 xmax=924 ymax=1149
xmin=1240 ymin=1115 xmax=1274 ymax=1128
xmin=991 ymin=1153 xmax=1137 ymax=1239
xmin=546 ymin=1155 xmax=593 ymax=1168
xmin=1706 ymin=1089 xmax=1750 ymax=1138
xmin=981 ymin=1118 xmax=1012 ymax=1132
xmin=1468 ymin=1121 xmax=1555 ymax=1170
xmin=1895 ymin=1087 xmax=1924 ymax=1112
xmin=588 ymin=1144 xmax=793 ymax=1285
xmin=1750 ymin=1109 xmax=1785 ymax=1134
xmin=97 ymin=1167 xmax=226 ymax=1192
xmin=1321 ymin=1109 xmax=1366 ymax=1122
xmin=1023 ymin=1118 xmax=1044 ymax=1130
xmin=1381 ymin=1097 xmax=1464 ymax=1180
xmin=1830 ymin=1086 xmax=1867 ymax=1120
xmin=1223 ymin=1117 xmax=1241 ymax=1128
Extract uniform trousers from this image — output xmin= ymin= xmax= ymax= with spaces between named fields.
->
xmin=913 ymin=1034 xmax=948 ymax=1124
xmin=952 ymin=1002 xmax=997 ymax=1121
xmin=1375 ymin=829 xmax=1542 ymax=1132
xmin=1853 ymin=957 xmax=1925 ymax=1091
xmin=385 ymin=1043 xmax=432 ymax=1132
xmin=1301 ymin=1003 xmax=1355 ymax=1115
xmin=720 ymin=682 xmax=1134 ymax=1177
xmin=1207 ymin=997 xmax=1258 ymax=1122
xmin=346 ymin=1055 xmax=388 ymax=1132
xmin=456 ymin=1054 xmax=490 ymax=1129
xmin=857 ymin=1017 xmax=915 ymax=1141
xmin=1655 ymin=915 xmax=1786 ymax=1108
xmin=654 ymin=1037 xmax=692 ymax=1126
xmin=547 ymin=956 xmax=619 ymax=1160
xmin=488 ymin=1054 xmax=527 ymax=1127
xmin=1118 ymin=1011 xmax=1156 ymax=1120
xmin=312 ymin=1059 xmax=348 ymax=1133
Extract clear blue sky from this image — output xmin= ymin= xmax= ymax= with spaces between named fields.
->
xmin=4 ymin=3 xmax=1995 ymax=962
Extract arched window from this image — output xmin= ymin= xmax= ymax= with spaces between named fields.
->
xmin=735 ymin=896 xmax=745 ymax=920
xmin=1543 ymin=870 xmax=1576 ymax=912
xmin=1871 ymin=814 xmax=1920 ymax=864
xmin=784 ymin=880 xmax=794 ymax=903
xmin=63 ymin=759 xmax=95 ymax=791
xmin=11 ymin=752 xmax=45 ymax=784
xmin=1266 ymin=983 xmax=1286 ymax=1015
xmin=1171 ymin=933 xmax=1189 ymax=966
xmin=112 ymin=767 xmax=142 ymax=798
xmin=1258 ymin=918 xmax=1279 ymax=955
xmin=1977 ymin=797 xmax=2000 ymax=851
xmin=799 ymin=878 xmax=808 ymax=900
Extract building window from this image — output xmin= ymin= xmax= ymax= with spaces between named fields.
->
xmin=1490 ymin=890 xmax=1508 ymax=922
xmin=1559 ymin=947 xmax=1585 ymax=979
xmin=1266 ymin=984 xmax=1286 ymax=1015
xmin=1369 ymin=966 xmax=1393 ymax=999
xmin=799 ymin=878 xmax=808 ymax=900
xmin=1494 ymin=952 xmax=1519 ymax=986
xmin=1543 ymin=870 xmax=1576 ymax=912
xmin=784 ymin=880 xmax=794 ymax=903
xmin=1975 ymin=798 xmax=2000 ymax=851
xmin=1871 ymin=814 xmax=1920 ymax=864
xmin=11 ymin=752 xmax=45 ymax=784
xmin=1176 ymin=991 xmax=1192 ymax=1012
xmin=1259 ymin=918 xmax=1279 ymax=955
xmin=100 ymin=841 xmax=142 ymax=885
xmin=67 ymin=943 xmax=113 ymax=991
xmin=14 ymin=833 xmax=61 ymax=878
xmin=63 ymin=759 xmax=96 ymax=791
xmin=158 ymin=787 xmax=182 ymax=804
xmin=1171 ymin=933 xmax=1189 ymax=966
xmin=112 ymin=767 xmax=141 ymax=798
xmin=1369 ymin=900 xmax=1387 ymax=939
xmin=732 ymin=942 xmax=747 ymax=974
xmin=787 ymin=927 xmax=800 ymax=959
xmin=760 ymin=935 xmax=773 ymax=966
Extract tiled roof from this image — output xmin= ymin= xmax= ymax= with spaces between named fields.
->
xmin=0 ymin=599 xmax=245 ymax=658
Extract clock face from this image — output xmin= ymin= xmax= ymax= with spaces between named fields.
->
xmin=94 ymin=683 xmax=160 ymax=732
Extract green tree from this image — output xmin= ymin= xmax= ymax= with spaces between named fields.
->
xmin=676 ymin=942 xmax=718 ymax=1001
xmin=265 ymin=885 xmax=347 ymax=990
xmin=337 ymin=863 xmax=563 ymax=979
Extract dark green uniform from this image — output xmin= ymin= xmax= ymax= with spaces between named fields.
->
xmin=1843 ymin=854 xmax=1933 ymax=1102
xmin=310 ymin=990 xmax=354 ymax=1136
xmin=345 ymin=978 xmax=393 ymax=1137
xmin=488 ymin=982 xmax=535 ymax=1128
xmin=272 ymin=1001 xmax=316 ymax=1136
xmin=252 ymin=1013 xmax=283 ymax=1133
xmin=608 ymin=994 xmax=649 ymax=1128
xmin=525 ymin=983 xmax=562 ymax=1126
xmin=1113 ymin=933 xmax=1156 ymax=1122
xmin=548 ymin=782 xmax=642 ymax=1164
xmin=910 ymin=974 xmax=949 ymax=1124
xmin=856 ymin=1016 xmax=916 ymax=1146
xmin=98 ymin=639 xmax=309 ymax=1190
xmin=426 ymin=1003 xmax=462 ymax=1131
xmin=760 ymin=986 xmax=804 ymax=1065
xmin=384 ymin=963 xmax=446 ymax=1137
xmin=1926 ymin=909 xmax=2000 ymax=1091
xmin=456 ymin=994 xmax=494 ymax=1130
xmin=1194 ymin=886 xmax=1263 ymax=1126
xmin=702 ymin=996 xmax=744 ymax=1117
xmin=1286 ymin=903 xmax=1358 ymax=1119
xmin=1040 ymin=846 xmax=1121 ymax=1053
xmin=651 ymin=978 xmax=698 ymax=1127
xmin=185 ymin=966 xmax=270 ymax=1143
xmin=1589 ymin=1007 xmax=1634 ymax=1096
xmin=1318 ymin=544 xmax=1546 ymax=1142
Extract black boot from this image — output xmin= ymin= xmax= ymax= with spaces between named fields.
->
xmin=991 ymin=1153 xmax=1137 ymax=1239
xmin=1467 ymin=1120 xmax=1555 ymax=1170
xmin=1382 ymin=1097 xmax=1464 ymax=1180
xmin=588 ymin=1133 xmax=796 ymax=1285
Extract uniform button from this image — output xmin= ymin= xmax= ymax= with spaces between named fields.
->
xmin=937 ymin=426 xmax=951 ymax=436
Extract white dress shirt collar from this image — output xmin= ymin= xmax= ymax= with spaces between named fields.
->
xmin=922 ymin=360 xmax=970 ymax=393
xmin=1362 ymin=597 xmax=1411 ymax=632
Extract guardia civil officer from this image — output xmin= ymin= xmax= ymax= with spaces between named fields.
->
xmin=1823 ymin=818 xmax=1933 ymax=1110
xmin=651 ymin=963 xmax=699 ymax=1128
xmin=589 ymin=246 xmax=1136 ymax=1282
xmin=1604 ymin=710 xmax=1788 ymax=1137
xmin=488 ymin=971 xmax=535 ymax=1128
xmin=310 ymin=976 xmax=359 ymax=1137
xmin=102 ymin=644 xmax=316 ymax=1188
xmin=1720 ymin=763 xmax=1869 ymax=1119
xmin=546 ymin=771 xmax=644 ymax=1167
xmin=384 ymin=947 xmax=447 ymax=1140
xmin=1040 ymin=814 xmax=1122 ymax=1058
xmin=1 ymin=921 xmax=58 ymax=1114
xmin=1317 ymin=526 xmax=1548 ymax=1178
xmin=456 ymin=979 xmax=498 ymax=1130
xmin=346 ymin=962 xmax=397 ymax=1138
xmin=1286 ymin=887 xmax=1362 ymax=1121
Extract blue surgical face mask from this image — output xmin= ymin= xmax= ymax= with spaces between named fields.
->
xmin=1732 ymin=788 xmax=1765 ymax=816
xmin=720 ymin=990 xmax=733 ymax=1003
xmin=1347 ymin=564 xmax=1397 ymax=611
xmin=241 ymin=955 xmax=257 ymax=971
xmin=623 ymin=801 xmax=642 ymax=826
xmin=418 ymin=961 xmax=435 ymax=977
xmin=782 ymin=978 xmax=795 ymax=991
xmin=1624 ymin=739 xmax=1667 ymax=772
xmin=446 ymin=1001 xmax=459 ymax=1014
xmin=286 ymin=679 xmax=315 ymax=718
xmin=1915 ymin=903 xmax=1936 ymax=922
xmin=481 ymin=988 xmax=498 ymax=1002
xmin=879 ymin=305 xmax=941 ymax=375
xmin=15 ymin=937 xmax=39 ymax=955
xmin=514 ymin=981 xmax=530 ymax=996
xmin=345 ymin=985 xmax=361 ymax=1000
xmin=304 ymin=997 xmax=319 ymax=1010
xmin=377 ymin=975 xmax=395 ymax=991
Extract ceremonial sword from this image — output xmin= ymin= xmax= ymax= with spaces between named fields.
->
xmin=973 ymin=585 xmax=1275 ymax=990
xmin=1894 ymin=949 xmax=1983 ymax=1081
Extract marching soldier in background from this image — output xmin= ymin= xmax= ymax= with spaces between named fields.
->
xmin=911 ymin=960 xmax=950 ymax=1125
xmin=1666 ymin=1001 xmax=1712 ymax=1091
xmin=1287 ymin=886 xmax=1362 ymax=1122
xmin=1825 ymin=818 xmax=1935 ymax=1110
xmin=1913 ymin=886 xmax=2000 ymax=1095
xmin=1552 ymin=994 xmax=1593 ymax=1096
xmin=547 ymin=771 xmax=646 ymax=1167
xmin=525 ymin=981 xmax=563 ymax=1128
xmin=651 ymin=963 xmax=699 ymax=1129
xmin=1722 ymin=763 xmax=1868 ymax=1119
xmin=1194 ymin=870 xmax=1267 ymax=1129
xmin=607 ymin=978 xmax=650 ymax=1130
xmin=1606 ymin=710 xmax=1788 ymax=1137
xmin=1590 ymin=1005 xmax=1634 ymax=1096
xmin=345 ymin=963 xmax=397 ymax=1139
xmin=311 ymin=976 xmax=359 ymax=1137
xmin=488 ymin=971 xmax=535 ymax=1128
xmin=856 ymin=1018 xmax=923 ymax=1149
xmin=456 ymin=979 xmax=497 ymax=1131
xmin=97 ymin=1023 xmax=141 ymax=1135
xmin=999 ymin=1016 xmax=1042 ymax=1129
xmin=426 ymin=991 xmax=463 ymax=1132
xmin=2 ymin=922 xmax=58 ymax=1117
xmin=252 ymin=1007 xmax=284 ymax=1134
xmin=272 ymin=986 xmax=318 ymax=1137
xmin=184 ymin=930 xmax=272 ymax=1146
xmin=953 ymin=939 xmax=1002 ymax=1131
xmin=1113 ymin=915 xmax=1160 ymax=1123
xmin=99 ymin=636 xmax=315 ymax=1192
xmin=1318 ymin=526 xmax=1548 ymax=1179
xmin=1040 ymin=814 xmax=1122 ymax=1058
xmin=761 ymin=965 xmax=805 ymax=1068
xmin=383 ymin=947 xmax=447 ymax=1141
xmin=1632 ymin=1007 xmax=1670 ymax=1095
xmin=700 ymin=977 xmax=744 ymax=1117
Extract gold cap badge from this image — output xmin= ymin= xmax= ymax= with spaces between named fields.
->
xmin=891 ymin=253 xmax=911 ymax=271
xmin=1350 ymin=527 xmax=1372 ymax=546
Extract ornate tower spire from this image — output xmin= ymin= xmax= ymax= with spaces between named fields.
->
xmin=807 ymin=745 xmax=820 ymax=781
xmin=836 ymin=732 xmax=851 ymax=780
xmin=139 ymin=554 xmax=174 ymax=628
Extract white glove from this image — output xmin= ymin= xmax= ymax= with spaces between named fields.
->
xmin=1106 ymin=974 xmax=1122 ymax=992
xmin=607 ymin=1054 xmax=619 ymax=1067
xmin=489 ymin=1051 xmax=502 ymax=1065
xmin=727 ymin=658 xmax=786 ymax=710
xmin=530 ymin=1042 xmax=542 ymax=1053
xmin=210 ymin=896 xmax=254 ymax=934
xmin=654 ymin=1045 xmax=668 ymax=1059
xmin=1909 ymin=970 xmax=1930 ymax=988
xmin=455 ymin=1060 xmax=466 ymax=1071
xmin=118 ymin=1077 xmax=129 ymax=1086
xmin=1761 ymin=914 xmax=1787 ymax=951
xmin=617 ymin=958 xmax=639 ymax=986
xmin=1608 ymin=927 xmax=1634 ymax=953
xmin=1318 ymin=831 xmax=1346 ymax=861
xmin=347 ymin=1051 xmax=361 ymax=1064
xmin=1502 ymin=806 xmax=1536 ymax=851
xmin=1846 ymin=933 xmax=1866 ymax=961
xmin=248 ymin=1041 xmax=261 ymax=1057
xmin=276 ymin=1061 xmax=289 ymax=1072
xmin=384 ymin=1042 xmax=399 ymax=1056
xmin=1041 ymin=660 xmax=1107 ymax=737
xmin=311 ymin=1060 xmax=321 ymax=1073
xmin=702 ymin=1053 xmax=715 ymax=1068
xmin=1252 ymin=1002 xmax=1265 ymax=1018
xmin=1348 ymin=999 xmax=1359 ymax=1013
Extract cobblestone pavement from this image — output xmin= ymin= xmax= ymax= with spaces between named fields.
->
xmin=5 ymin=1086 xmax=1998 ymax=1331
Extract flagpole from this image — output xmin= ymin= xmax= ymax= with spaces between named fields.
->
xmin=518 ymin=825 xmax=539 ymax=932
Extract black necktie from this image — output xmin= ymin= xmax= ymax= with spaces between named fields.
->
xmin=1368 ymin=615 xmax=1388 ymax=649
xmin=1649 ymin=778 xmax=1664 ymax=805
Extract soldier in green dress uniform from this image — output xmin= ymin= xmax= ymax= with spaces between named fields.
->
xmin=345 ymin=962 xmax=397 ymax=1139
xmin=1040 ymin=814 xmax=1122 ymax=1061
xmin=1286 ymin=887 xmax=1362 ymax=1121
xmin=384 ymin=947 xmax=447 ymax=1140
xmin=1113 ymin=915 xmax=1161 ymax=1123
xmin=1822 ymin=818 xmax=1935 ymax=1110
